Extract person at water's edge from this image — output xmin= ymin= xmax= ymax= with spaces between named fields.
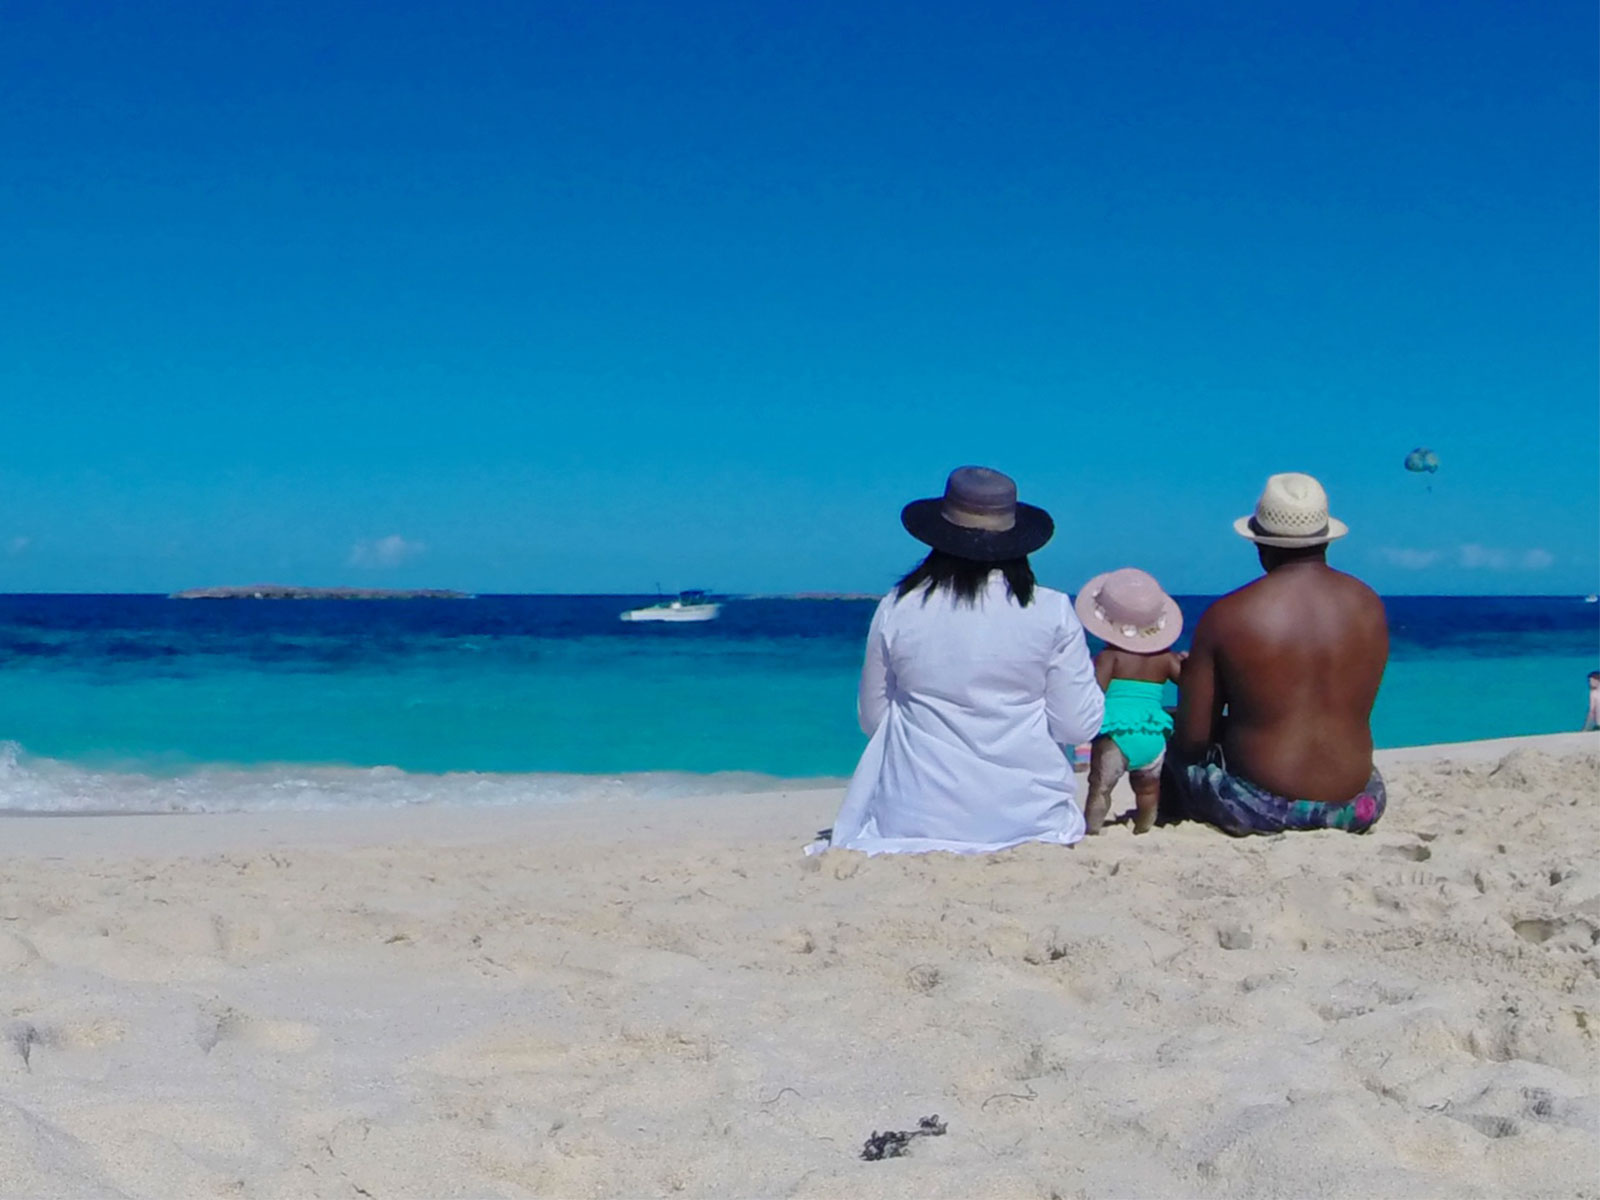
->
xmin=1162 ymin=473 xmax=1389 ymax=835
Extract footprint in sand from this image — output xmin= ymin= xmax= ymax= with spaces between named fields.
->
xmin=0 ymin=1099 xmax=123 ymax=1195
xmin=906 ymin=963 xmax=942 ymax=993
xmin=1380 ymin=843 xmax=1433 ymax=863
xmin=1513 ymin=918 xmax=1561 ymax=944
xmin=1507 ymin=913 xmax=1599 ymax=950
xmin=1454 ymin=1112 xmax=1521 ymax=1139
xmin=5 ymin=1016 xmax=128 ymax=1071
xmin=418 ymin=1031 xmax=570 ymax=1079
xmin=0 ymin=931 xmax=42 ymax=972
xmin=5 ymin=1023 xmax=50 ymax=1071
xmin=196 ymin=1005 xmax=318 ymax=1055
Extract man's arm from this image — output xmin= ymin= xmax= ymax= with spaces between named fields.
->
xmin=1172 ymin=612 xmax=1223 ymax=758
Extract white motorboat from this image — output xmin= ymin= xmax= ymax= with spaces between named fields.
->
xmin=620 ymin=590 xmax=722 ymax=623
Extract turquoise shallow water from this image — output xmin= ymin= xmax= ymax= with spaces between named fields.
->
xmin=0 ymin=594 xmax=1592 ymax=812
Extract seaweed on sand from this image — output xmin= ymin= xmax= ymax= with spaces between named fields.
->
xmin=860 ymin=1115 xmax=948 ymax=1161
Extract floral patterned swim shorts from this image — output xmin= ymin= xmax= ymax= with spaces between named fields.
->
xmin=1162 ymin=746 xmax=1386 ymax=836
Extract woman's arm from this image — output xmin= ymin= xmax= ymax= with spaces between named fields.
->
xmin=857 ymin=597 xmax=894 ymax=735
xmin=1093 ymin=649 xmax=1115 ymax=692
xmin=1046 ymin=600 xmax=1105 ymax=746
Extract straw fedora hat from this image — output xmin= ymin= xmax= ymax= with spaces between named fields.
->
xmin=1233 ymin=472 xmax=1349 ymax=548
xmin=1074 ymin=568 xmax=1183 ymax=652
xmin=901 ymin=467 xmax=1054 ymax=562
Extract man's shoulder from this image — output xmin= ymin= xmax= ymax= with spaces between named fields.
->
xmin=1335 ymin=568 xmax=1384 ymax=605
xmin=1218 ymin=566 xmax=1381 ymax=601
xmin=1195 ymin=579 xmax=1262 ymax=629
xmin=1305 ymin=566 xmax=1386 ymax=615
xmin=1202 ymin=566 xmax=1385 ymax=636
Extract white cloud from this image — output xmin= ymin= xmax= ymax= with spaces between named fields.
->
xmin=1459 ymin=543 xmax=1510 ymax=570
xmin=4 ymin=536 xmax=28 ymax=556
xmin=1457 ymin=544 xmax=1555 ymax=571
xmin=1380 ymin=547 xmax=1441 ymax=570
xmin=348 ymin=534 xmax=426 ymax=569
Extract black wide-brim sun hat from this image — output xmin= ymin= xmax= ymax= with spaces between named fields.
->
xmin=901 ymin=466 xmax=1054 ymax=562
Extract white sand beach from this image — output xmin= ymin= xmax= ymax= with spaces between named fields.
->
xmin=2 ymin=734 xmax=1596 ymax=1199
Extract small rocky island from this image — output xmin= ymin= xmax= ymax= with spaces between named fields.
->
xmin=171 ymin=585 xmax=472 ymax=600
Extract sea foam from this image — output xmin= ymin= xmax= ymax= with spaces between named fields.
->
xmin=0 ymin=741 xmax=836 ymax=816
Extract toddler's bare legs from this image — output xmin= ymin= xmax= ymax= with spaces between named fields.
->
xmin=1084 ymin=736 xmax=1126 ymax=834
xmin=1129 ymin=765 xmax=1161 ymax=834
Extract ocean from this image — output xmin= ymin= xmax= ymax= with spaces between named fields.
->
xmin=0 ymin=593 xmax=1593 ymax=813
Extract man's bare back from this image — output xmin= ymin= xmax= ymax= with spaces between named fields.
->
xmin=1174 ymin=555 xmax=1388 ymax=804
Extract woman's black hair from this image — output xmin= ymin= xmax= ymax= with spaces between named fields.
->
xmin=896 ymin=549 xmax=1036 ymax=607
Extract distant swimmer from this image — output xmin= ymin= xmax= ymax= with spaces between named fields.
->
xmin=1585 ymin=671 xmax=1599 ymax=732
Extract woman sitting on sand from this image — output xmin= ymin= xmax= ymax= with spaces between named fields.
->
xmin=821 ymin=467 xmax=1105 ymax=854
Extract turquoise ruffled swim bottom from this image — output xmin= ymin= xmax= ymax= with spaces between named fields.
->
xmin=1098 ymin=679 xmax=1171 ymax=771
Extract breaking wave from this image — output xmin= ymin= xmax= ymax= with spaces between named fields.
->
xmin=0 ymin=741 xmax=838 ymax=816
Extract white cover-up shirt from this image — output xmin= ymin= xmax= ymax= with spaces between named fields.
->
xmin=826 ymin=575 xmax=1105 ymax=855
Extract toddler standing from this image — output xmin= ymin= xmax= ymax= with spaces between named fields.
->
xmin=1074 ymin=568 xmax=1185 ymax=834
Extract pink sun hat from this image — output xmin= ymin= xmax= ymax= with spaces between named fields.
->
xmin=1074 ymin=568 xmax=1183 ymax=652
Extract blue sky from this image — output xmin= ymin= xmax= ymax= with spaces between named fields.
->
xmin=2 ymin=0 xmax=1594 ymax=595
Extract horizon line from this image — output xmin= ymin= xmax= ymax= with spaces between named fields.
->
xmin=0 ymin=590 xmax=1594 ymax=602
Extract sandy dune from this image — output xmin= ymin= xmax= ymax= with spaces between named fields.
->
xmin=2 ymin=735 xmax=1596 ymax=1198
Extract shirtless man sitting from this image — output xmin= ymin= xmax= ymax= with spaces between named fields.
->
xmin=1163 ymin=473 xmax=1389 ymax=835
